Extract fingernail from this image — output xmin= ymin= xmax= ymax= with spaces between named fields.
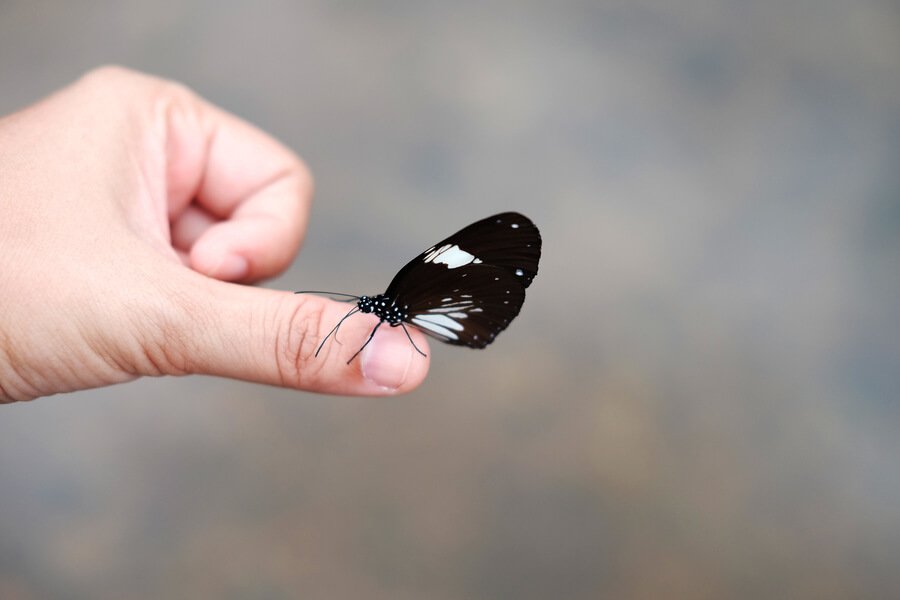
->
xmin=210 ymin=253 xmax=248 ymax=280
xmin=361 ymin=330 xmax=413 ymax=391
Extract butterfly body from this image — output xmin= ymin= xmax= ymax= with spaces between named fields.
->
xmin=357 ymin=294 xmax=407 ymax=326
xmin=300 ymin=212 xmax=541 ymax=363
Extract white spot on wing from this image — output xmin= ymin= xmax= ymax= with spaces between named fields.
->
xmin=428 ymin=304 xmax=472 ymax=313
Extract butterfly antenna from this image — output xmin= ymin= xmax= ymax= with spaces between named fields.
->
xmin=315 ymin=307 xmax=360 ymax=357
xmin=400 ymin=323 xmax=428 ymax=357
xmin=346 ymin=321 xmax=383 ymax=364
xmin=295 ymin=290 xmax=361 ymax=302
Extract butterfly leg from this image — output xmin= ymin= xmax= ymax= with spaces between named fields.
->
xmin=346 ymin=321 xmax=383 ymax=364
xmin=315 ymin=307 xmax=360 ymax=357
xmin=400 ymin=323 xmax=427 ymax=357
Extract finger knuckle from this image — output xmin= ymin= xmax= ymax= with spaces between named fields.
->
xmin=273 ymin=296 xmax=329 ymax=388
xmin=123 ymin=288 xmax=200 ymax=377
xmin=79 ymin=64 xmax=137 ymax=85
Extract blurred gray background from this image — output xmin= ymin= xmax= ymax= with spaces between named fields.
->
xmin=1 ymin=1 xmax=899 ymax=598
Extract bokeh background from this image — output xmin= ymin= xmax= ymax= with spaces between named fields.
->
xmin=2 ymin=1 xmax=899 ymax=598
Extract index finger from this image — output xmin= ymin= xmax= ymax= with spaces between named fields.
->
xmin=165 ymin=87 xmax=313 ymax=282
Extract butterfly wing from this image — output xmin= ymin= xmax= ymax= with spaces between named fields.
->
xmin=386 ymin=212 xmax=541 ymax=293
xmin=384 ymin=212 xmax=541 ymax=348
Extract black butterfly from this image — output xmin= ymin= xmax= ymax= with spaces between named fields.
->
xmin=297 ymin=212 xmax=541 ymax=364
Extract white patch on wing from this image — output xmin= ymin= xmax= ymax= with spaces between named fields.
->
xmin=411 ymin=315 xmax=463 ymax=340
xmin=416 ymin=313 xmax=465 ymax=331
xmin=423 ymin=244 xmax=483 ymax=269
xmin=427 ymin=303 xmax=473 ymax=313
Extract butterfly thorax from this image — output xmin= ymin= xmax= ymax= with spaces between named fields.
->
xmin=357 ymin=294 xmax=408 ymax=326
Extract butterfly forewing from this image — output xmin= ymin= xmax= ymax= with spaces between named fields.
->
xmin=385 ymin=212 xmax=541 ymax=297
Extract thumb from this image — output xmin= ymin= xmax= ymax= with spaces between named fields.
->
xmin=169 ymin=276 xmax=431 ymax=395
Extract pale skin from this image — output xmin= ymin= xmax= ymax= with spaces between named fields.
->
xmin=0 ymin=66 xmax=430 ymax=403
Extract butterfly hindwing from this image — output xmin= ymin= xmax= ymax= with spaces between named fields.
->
xmin=399 ymin=263 xmax=527 ymax=347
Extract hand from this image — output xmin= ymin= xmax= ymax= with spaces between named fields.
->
xmin=0 ymin=66 xmax=429 ymax=403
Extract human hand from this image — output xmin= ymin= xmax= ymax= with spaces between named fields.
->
xmin=0 ymin=66 xmax=429 ymax=403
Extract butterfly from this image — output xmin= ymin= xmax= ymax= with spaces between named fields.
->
xmin=297 ymin=212 xmax=541 ymax=364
